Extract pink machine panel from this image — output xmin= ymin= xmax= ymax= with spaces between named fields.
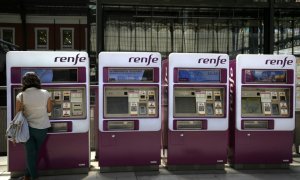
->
xmin=98 ymin=52 xmax=162 ymax=172
xmin=229 ymin=54 xmax=296 ymax=169
xmin=166 ymin=53 xmax=229 ymax=169
xmin=6 ymin=51 xmax=90 ymax=177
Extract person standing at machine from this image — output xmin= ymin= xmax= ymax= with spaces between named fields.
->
xmin=15 ymin=72 xmax=53 ymax=180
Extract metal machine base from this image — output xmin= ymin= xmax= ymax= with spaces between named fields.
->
xmin=10 ymin=168 xmax=89 ymax=178
xmin=167 ymin=164 xmax=225 ymax=171
xmin=229 ymin=163 xmax=290 ymax=170
xmin=100 ymin=165 xmax=159 ymax=173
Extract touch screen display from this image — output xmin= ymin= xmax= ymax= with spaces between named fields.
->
xmin=175 ymin=97 xmax=196 ymax=113
xmin=108 ymin=68 xmax=153 ymax=82
xmin=178 ymin=69 xmax=220 ymax=82
xmin=245 ymin=70 xmax=287 ymax=83
xmin=106 ymin=97 xmax=129 ymax=114
xmin=242 ymin=97 xmax=262 ymax=114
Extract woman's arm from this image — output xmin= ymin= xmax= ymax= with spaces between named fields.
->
xmin=47 ymin=97 xmax=53 ymax=113
xmin=15 ymin=99 xmax=23 ymax=113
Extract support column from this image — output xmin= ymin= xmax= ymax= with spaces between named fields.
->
xmin=20 ymin=0 xmax=27 ymax=50
xmin=263 ymin=0 xmax=274 ymax=54
xmin=96 ymin=0 xmax=104 ymax=54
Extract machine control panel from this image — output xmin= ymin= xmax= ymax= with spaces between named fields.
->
xmin=174 ymin=87 xmax=225 ymax=117
xmin=14 ymin=87 xmax=86 ymax=119
xmin=49 ymin=88 xmax=86 ymax=119
xmin=104 ymin=86 xmax=158 ymax=118
xmin=241 ymin=88 xmax=290 ymax=117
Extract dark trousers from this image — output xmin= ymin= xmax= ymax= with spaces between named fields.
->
xmin=24 ymin=127 xmax=48 ymax=179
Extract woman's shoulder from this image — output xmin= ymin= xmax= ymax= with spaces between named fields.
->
xmin=16 ymin=92 xmax=23 ymax=100
xmin=38 ymin=89 xmax=51 ymax=99
xmin=40 ymin=89 xmax=49 ymax=93
xmin=38 ymin=89 xmax=50 ymax=96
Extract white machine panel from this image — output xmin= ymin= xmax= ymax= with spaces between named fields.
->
xmin=99 ymin=52 xmax=161 ymax=132
xmin=168 ymin=53 xmax=229 ymax=131
xmin=234 ymin=54 xmax=296 ymax=131
xmin=6 ymin=51 xmax=90 ymax=133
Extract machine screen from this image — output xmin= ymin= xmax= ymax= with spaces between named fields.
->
xmin=178 ymin=69 xmax=220 ymax=82
xmin=108 ymin=68 xmax=153 ymax=82
xmin=21 ymin=68 xmax=77 ymax=83
xmin=106 ymin=97 xmax=129 ymax=114
xmin=242 ymin=97 xmax=262 ymax=114
xmin=175 ymin=97 xmax=196 ymax=113
xmin=245 ymin=70 xmax=287 ymax=83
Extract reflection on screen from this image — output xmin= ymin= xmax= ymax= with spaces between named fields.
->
xmin=21 ymin=68 xmax=53 ymax=83
xmin=178 ymin=69 xmax=220 ymax=82
xmin=108 ymin=69 xmax=153 ymax=82
xmin=21 ymin=68 xmax=78 ymax=83
xmin=242 ymin=97 xmax=262 ymax=114
xmin=106 ymin=97 xmax=129 ymax=114
xmin=175 ymin=97 xmax=196 ymax=113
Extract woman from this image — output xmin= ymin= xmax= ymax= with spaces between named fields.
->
xmin=15 ymin=72 xmax=53 ymax=180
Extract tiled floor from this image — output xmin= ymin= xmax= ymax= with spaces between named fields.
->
xmin=1 ymin=155 xmax=300 ymax=180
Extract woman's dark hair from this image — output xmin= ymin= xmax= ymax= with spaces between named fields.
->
xmin=22 ymin=72 xmax=41 ymax=91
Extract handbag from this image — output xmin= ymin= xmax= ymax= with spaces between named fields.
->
xmin=6 ymin=93 xmax=30 ymax=143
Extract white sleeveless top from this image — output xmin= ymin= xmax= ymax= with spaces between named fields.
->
xmin=16 ymin=87 xmax=51 ymax=129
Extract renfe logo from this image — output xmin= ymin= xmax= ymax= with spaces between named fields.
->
xmin=54 ymin=53 xmax=86 ymax=65
xmin=265 ymin=57 xmax=293 ymax=68
xmin=128 ymin=54 xmax=159 ymax=66
xmin=198 ymin=56 xmax=227 ymax=67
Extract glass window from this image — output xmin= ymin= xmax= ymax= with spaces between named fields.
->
xmin=35 ymin=28 xmax=49 ymax=49
xmin=61 ymin=28 xmax=74 ymax=49
xmin=1 ymin=28 xmax=15 ymax=44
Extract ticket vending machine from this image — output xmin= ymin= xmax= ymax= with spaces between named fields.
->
xmin=98 ymin=52 xmax=161 ymax=172
xmin=229 ymin=54 xmax=296 ymax=168
xmin=7 ymin=51 xmax=90 ymax=177
xmin=166 ymin=53 xmax=229 ymax=170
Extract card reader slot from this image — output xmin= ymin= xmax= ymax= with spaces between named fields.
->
xmin=48 ymin=122 xmax=72 ymax=133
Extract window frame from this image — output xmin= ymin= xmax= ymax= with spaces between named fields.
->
xmin=60 ymin=27 xmax=74 ymax=50
xmin=0 ymin=27 xmax=15 ymax=44
xmin=35 ymin=27 xmax=49 ymax=50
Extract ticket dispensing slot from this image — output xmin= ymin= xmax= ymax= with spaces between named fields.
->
xmin=241 ymin=88 xmax=290 ymax=117
xmin=104 ymin=87 xmax=158 ymax=118
xmin=48 ymin=122 xmax=72 ymax=133
xmin=174 ymin=120 xmax=208 ymax=130
xmin=242 ymin=120 xmax=274 ymax=130
xmin=104 ymin=120 xmax=139 ymax=131
xmin=174 ymin=88 xmax=225 ymax=117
